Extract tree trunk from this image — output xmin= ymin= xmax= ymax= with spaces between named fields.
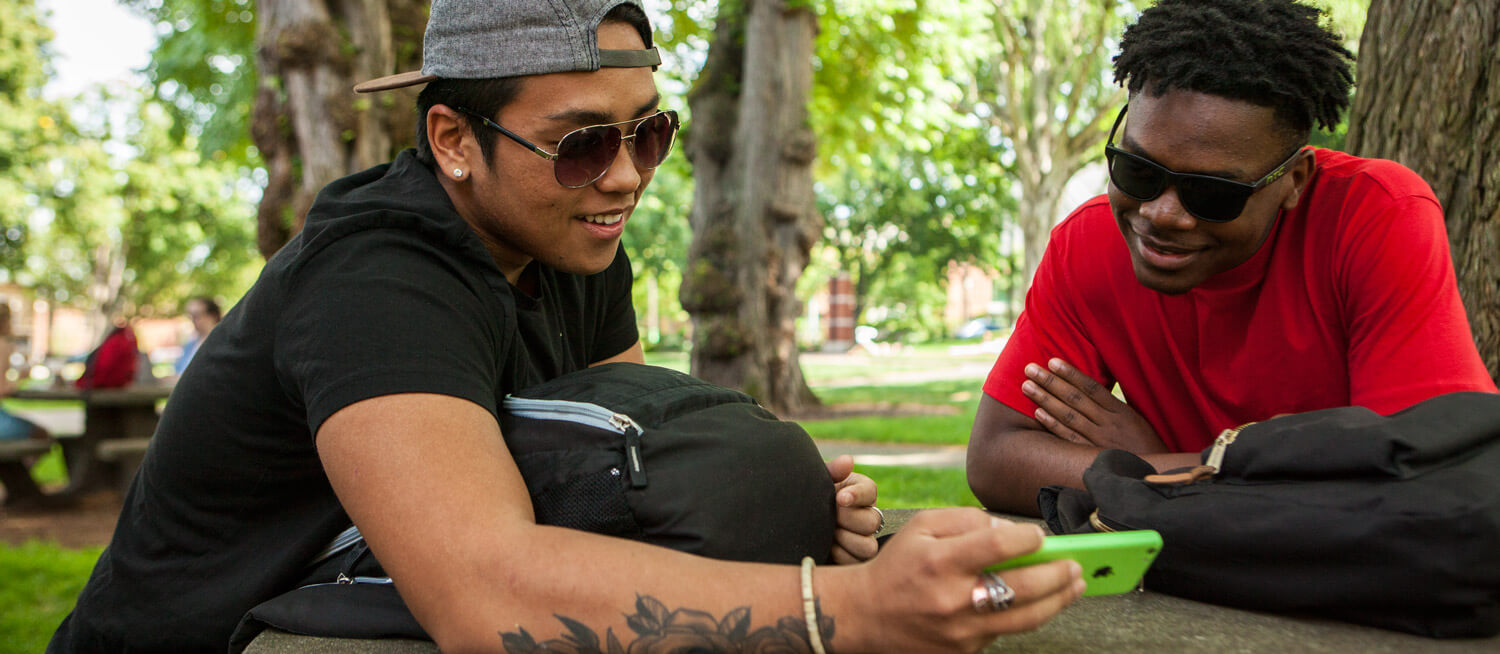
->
xmin=1346 ymin=0 xmax=1500 ymax=383
xmin=976 ymin=0 xmax=1125 ymax=294
xmin=251 ymin=0 xmax=426 ymax=258
xmin=1016 ymin=177 xmax=1068 ymax=290
xmin=681 ymin=1 xmax=821 ymax=415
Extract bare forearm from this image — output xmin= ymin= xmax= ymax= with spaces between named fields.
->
xmin=967 ymin=431 xmax=1207 ymax=517
xmin=405 ymin=523 xmax=864 ymax=653
xmin=967 ymin=427 xmax=1100 ymax=517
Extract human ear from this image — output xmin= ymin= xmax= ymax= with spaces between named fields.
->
xmin=1280 ymin=149 xmax=1318 ymax=211
xmin=427 ymin=105 xmax=476 ymax=182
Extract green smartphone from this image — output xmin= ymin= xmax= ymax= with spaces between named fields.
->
xmin=988 ymin=530 xmax=1163 ymax=597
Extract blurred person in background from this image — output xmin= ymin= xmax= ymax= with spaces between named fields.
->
xmin=0 ymin=303 xmax=48 ymax=444
xmin=174 ymin=296 xmax=221 ymax=376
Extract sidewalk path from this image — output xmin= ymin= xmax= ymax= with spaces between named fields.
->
xmin=814 ymin=439 xmax=966 ymax=469
xmin=798 ymin=351 xmax=996 ymax=389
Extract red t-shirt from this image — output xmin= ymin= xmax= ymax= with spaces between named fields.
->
xmin=984 ymin=148 xmax=1497 ymax=452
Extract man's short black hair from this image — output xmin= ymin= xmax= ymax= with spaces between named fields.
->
xmin=413 ymin=3 xmax=655 ymax=168
xmin=1113 ymin=0 xmax=1354 ymax=147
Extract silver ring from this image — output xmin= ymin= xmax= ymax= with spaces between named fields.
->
xmin=971 ymin=572 xmax=1015 ymax=613
xmin=871 ymin=506 xmax=886 ymax=533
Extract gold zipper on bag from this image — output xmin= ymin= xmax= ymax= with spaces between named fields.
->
xmin=1204 ymin=422 xmax=1256 ymax=473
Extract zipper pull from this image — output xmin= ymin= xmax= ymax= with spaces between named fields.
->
xmin=613 ymin=413 xmax=648 ymax=488
xmin=1204 ymin=422 xmax=1255 ymax=473
xmin=336 ymin=573 xmax=354 ymax=585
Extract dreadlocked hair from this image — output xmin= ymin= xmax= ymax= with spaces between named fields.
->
xmin=1113 ymin=0 xmax=1354 ymax=143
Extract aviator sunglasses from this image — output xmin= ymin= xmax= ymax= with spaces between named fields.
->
xmin=1104 ymin=105 xmax=1305 ymax=223
xmin=455 ymin=107 xmax=681 ymax=188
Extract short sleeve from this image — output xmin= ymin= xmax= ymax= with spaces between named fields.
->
xmin=983 ymin=219 xmax=1113 ymax=416
xmin=275 ymin=229 xmax=508 ymax=436
xmin=1337 ymin=193 xmax=1498 ymax=413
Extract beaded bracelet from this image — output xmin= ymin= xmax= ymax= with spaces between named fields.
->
xmin=800 ymin=556 xmax=828 ymax=654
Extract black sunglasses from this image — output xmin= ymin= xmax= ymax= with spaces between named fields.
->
xmin=1104 ymin=105 xmax=1305 ymax=223
xmin=454 ymin=107 xmax=680 ymax=188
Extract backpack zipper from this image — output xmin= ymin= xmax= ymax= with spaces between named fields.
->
xmin=333 ymin=575 xmax=394 ymax=585
xmin=1204 ymin=422 xmax=1255 ymax=473
xmin=505 ymin=397 xmax=648 ymax=488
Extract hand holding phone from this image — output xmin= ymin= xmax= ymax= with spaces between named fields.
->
xmin=988 ymin=530 xmax=1163 ymax=597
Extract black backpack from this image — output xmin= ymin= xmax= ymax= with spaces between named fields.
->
xmin=1041 ymin=391 xmax=1500 ymax=638
xmin=230 ymin=363 xmax=835 ymax=650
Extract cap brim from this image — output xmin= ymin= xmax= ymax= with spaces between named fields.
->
xmin=353 ymin=71 xmax=438 ymax=94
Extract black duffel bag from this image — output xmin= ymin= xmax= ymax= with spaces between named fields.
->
xmin=231 ymin=362 xmax=835 ymax=651
xmin=1041 ymin=391 xmax=1500 ymax=639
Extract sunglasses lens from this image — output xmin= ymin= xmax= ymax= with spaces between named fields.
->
xmin=631 ymin=112 xmax=677 ymax=169
xmin=1177 ymin=178 xmax=1250 ymax=223
xmin=1107 ymin=149 xmax=1166 ymax=201
xmin=555 ymin=126 xmax=622 ymax=187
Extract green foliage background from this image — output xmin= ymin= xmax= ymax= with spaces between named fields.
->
xmin=1 ymin=0 xmax=1369 ymax=337
xmin=4 ymin=0 xmax=259 ymax=323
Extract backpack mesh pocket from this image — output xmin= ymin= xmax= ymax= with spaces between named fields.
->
xmin=516 ymin=449 xmax=642 ymax=539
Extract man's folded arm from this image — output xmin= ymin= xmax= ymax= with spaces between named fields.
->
xmin=967 ymin=395 xmax=1201 ymax=517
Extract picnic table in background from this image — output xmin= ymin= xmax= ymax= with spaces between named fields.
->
xmin=11 ymin=384 xmax=172 ymax=499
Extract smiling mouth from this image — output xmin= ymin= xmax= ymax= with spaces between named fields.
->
xmin=580 ymin=212 xmax=624 ymax=226
xmin=1133 ymin=232 xmax=1206 ymax=270
xmin=1142 ymin=238 xmax=1198 ymax=255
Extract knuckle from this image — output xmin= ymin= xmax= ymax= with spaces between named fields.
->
xmin=934 ymin=585 xmax=970 ymax=616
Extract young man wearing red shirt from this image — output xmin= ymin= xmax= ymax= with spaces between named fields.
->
xmin=968 ymin=0 xmax=1498 ymax=516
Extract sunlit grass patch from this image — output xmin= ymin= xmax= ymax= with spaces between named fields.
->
xmin=0 ymin=541 xmax=101 ymax=654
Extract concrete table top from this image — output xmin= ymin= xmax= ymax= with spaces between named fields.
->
xmin=246 ymin=508 xmax=1500 ymax=653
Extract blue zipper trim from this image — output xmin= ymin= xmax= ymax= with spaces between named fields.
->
xmin=504 ymin=396 xmax=648 ymax=488
xmin=299 ymin=576 xmax=395 ymax=590
xmin=503 ymin=397 xmax=629 ymax=432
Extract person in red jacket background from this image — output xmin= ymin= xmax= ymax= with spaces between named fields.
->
xmin=76 ymin=323 xmax=139 ymax=389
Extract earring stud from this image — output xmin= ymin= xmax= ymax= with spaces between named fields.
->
xmin=453 ymin=168 xmax=464 ymax=178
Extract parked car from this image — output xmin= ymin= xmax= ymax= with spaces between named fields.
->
xmin=955 ymin=316 xmax=1004 ymax=340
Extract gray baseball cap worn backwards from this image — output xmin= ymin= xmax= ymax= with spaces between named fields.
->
xmin=354 ymin=0 xmax=659 ymax=94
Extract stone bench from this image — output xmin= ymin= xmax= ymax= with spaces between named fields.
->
xmin=0 ymin=438 xmax=52 ymax=460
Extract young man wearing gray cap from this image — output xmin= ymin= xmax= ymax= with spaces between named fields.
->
xmin=50 ymin=2 xmax=1081 ymax=652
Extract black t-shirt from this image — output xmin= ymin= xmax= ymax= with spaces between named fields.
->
xmin=48 ymin=150 xmax=639 ymax=653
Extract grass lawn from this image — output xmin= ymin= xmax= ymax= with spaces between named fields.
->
xmin=0 ymin=542 xmax=101 ymax=654
xmin=856 ymin=465 xmax=980 ymax=509
xmin=803 ymin=378 xmax=981 ymax=445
